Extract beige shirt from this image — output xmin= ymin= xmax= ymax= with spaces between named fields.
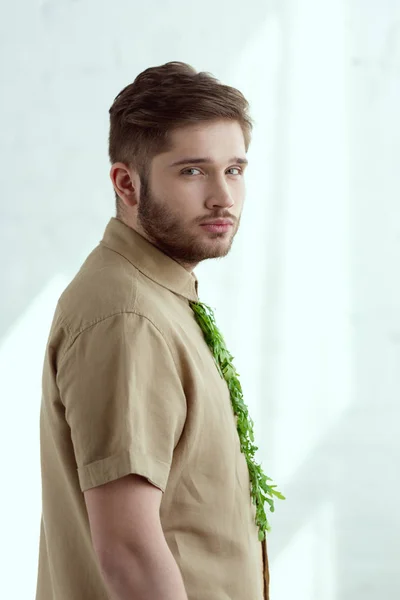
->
xmin=36 ymin=217 xmax=269 ymax=600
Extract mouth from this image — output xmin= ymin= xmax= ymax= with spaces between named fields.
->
xmin=199 ymin=219 xmax=234 ymax=234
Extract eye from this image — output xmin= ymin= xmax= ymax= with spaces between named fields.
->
xmin=227 ymin=167 xmax=243 ymax=176
xmin=181 ymin=167 xmax=202 ymax=176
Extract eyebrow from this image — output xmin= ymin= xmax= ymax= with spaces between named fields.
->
xmin=169 ymin=156 xmax=249 ymax=168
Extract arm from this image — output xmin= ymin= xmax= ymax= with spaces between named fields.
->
xmin=84 ymin=474 xmax=188 ymax=600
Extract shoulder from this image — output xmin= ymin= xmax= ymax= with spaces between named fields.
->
xmin=57 ymin=244 xmax=138 ymax=331
xmin=47 ymin=244 xmax=196 ymax=372
xmin=49 ymin=246 xmax=177 ymax=359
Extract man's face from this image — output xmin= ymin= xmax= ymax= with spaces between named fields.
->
xmin=136 ymin=120 xmax=247 ymax=268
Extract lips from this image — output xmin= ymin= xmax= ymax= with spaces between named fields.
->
xmin=200 ymin=219 xmax=234 ymax=226
xmin=200 ymin=221 xmax=233 ymax=233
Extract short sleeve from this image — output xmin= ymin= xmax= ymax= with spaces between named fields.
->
xmin=56 ymin=312 xmax=187 ymax=493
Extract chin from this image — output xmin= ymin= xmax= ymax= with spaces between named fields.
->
xmin=201 ymin=239 xmax=233 ymax=260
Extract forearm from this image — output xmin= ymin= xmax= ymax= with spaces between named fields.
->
xmin=100 ymin=539 xmax=188 ymax=600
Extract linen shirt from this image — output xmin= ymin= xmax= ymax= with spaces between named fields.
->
xmin=35 ymin=217 xmax=270 ymax=599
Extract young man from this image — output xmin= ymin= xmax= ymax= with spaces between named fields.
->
xmin=36 ymin=61 xmax=270 ymax=600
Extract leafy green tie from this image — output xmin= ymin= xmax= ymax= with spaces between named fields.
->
xmin=190 ymin=300 xmax=285 ymax=542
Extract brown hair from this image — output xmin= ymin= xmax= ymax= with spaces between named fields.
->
xmin=108 ymin=61 xmax=253 ymax=215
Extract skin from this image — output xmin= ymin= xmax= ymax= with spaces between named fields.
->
xmin=110 ymin=119 xmax=248 ymax=271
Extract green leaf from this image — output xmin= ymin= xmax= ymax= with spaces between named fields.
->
xmin=189 ymin=300 xmax=286 ymax=541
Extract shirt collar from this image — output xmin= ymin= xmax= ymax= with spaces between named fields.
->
xmin=100 ymin=217 xmax=199 ymax=302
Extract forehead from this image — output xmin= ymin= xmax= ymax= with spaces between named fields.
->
xmin=162 ymin=120 xmax=246 ymax=161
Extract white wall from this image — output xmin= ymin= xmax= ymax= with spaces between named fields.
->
xmin=0 ymin=1 xmax=399 ymax=598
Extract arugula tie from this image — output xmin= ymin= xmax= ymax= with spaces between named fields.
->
xmin=190 ymin=300 xmax=285 ymax=542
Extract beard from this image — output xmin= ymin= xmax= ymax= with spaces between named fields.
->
xmin=137 ymin=175 xmax=241 ymax=264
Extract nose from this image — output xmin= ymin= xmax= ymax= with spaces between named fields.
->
xmin=204 ymin=179 xmax=234 ymax=210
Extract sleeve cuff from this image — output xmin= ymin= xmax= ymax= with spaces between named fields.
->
xmin=78 ymin=449 xmax=170 ymax=493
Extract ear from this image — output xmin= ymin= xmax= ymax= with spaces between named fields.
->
xmin=110 ymin=163 xmax=140 ymax=208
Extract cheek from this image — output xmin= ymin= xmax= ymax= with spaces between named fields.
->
xmin=233 ymin=182 xmax=246 ymax=206
xmin=175 ymin=181 xmax=206 ymax=206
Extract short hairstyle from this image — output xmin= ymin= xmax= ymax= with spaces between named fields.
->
xmin=108 ymin=61 xmax=253 ymax=215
